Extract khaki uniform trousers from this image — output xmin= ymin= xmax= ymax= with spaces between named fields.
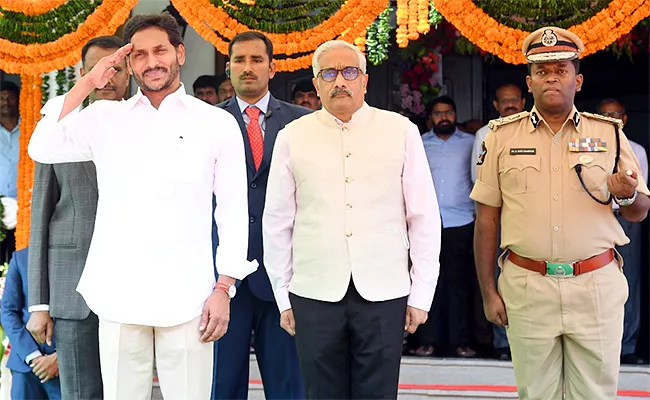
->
xmin=98 ymin=315 xmax=214 ymax=400
xmin=499 ymin=255 xmax=628 ymax=400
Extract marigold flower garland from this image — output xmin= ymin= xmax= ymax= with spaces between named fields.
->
xmin=171 ymin=0 xmax=388 ymax=71
xmin=0 ymin=0 xmax=137 ymax=74
xmin=15 ymin=74 xmax=41 ymax=249
xmin=0 ymin=0 xmax=67 ymax=16
xmin=433 ymin=0 xmax=650 ymax=64
xmin=396 ymin=0 xmax=408 ymax=47
xmin=417 ymin=0 xmax=430 ymax=34
xmin=3 ymin=0 xmax=136 ymax=249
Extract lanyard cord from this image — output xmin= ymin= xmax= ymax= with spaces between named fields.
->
xmin=574 ymin=125 xmax=620 ymax=205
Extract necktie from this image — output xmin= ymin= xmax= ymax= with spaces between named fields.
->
xmin=245 ymin=106 xmax=264 ymax=170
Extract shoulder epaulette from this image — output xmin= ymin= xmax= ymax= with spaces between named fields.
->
xmin=487 ymin=111 xmax=530 ymax=131
xmin=580 ymin=111 xmax=624 ymax=129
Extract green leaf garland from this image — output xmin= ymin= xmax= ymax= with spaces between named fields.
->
xmin=41 ymin=74 xmax=51 ymax=106
xmin=67 ymin=66 xmax=76 ymax=91
xmin=366 ymin=5 xmax=393 ymax=66
xmin=473 ymin=0 xmax=612 ymax=31
xmin=55 ymin=69 xmax=67 ymax=96
xmin=0 ymin=0 xmax=102 ymax=44
xmin=211 ymin=0 xmax=346 ymax=33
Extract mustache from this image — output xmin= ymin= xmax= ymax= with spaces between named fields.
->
xmin=505 ymin=107 xmax=517 ymax=112
xmin=97 ymin=85 xmax=115 ymax=91
xmin=143 ymin=66 xmax=168 ymax=76
xmin=437 ymin=120 xmax=452 ymax=125
xmin=330 ymin=87 xmax=353 ymax=97
xmin=240 ymin=72 xmax=257 ymax=80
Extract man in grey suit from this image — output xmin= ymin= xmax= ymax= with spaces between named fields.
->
xmin=26 ymin=36 xmax=130 ymax=400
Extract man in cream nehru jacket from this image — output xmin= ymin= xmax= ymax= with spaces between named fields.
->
xmin=263 ymin=40 xmax=441 ymax=399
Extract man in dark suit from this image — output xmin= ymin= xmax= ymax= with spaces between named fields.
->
xmin=25 ymin=36 xmax=130 ymax=399
xmin=1 ymin=248 xmax=61 ymax=399
xmin=212 ymin=31 xmax=311 ymax=400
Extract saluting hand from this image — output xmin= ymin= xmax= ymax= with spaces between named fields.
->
xmin=608 ymin=168 xmax=638 ymax=199
xmin=83 ymin=43 xmax=132 ymax=90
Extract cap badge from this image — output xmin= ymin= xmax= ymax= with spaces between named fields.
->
xmin=542 ymin=29 xmax=558 ymax=47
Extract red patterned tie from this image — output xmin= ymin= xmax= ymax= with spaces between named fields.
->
xmin=245 ymin=106 xmax=264 ymax=170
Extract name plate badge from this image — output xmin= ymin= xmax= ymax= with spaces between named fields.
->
xmin=510 ymin=148 xmax=537 ymax=155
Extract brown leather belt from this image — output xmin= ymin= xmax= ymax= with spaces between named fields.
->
xmin=508 ymin=249 xmax=615 ymax=277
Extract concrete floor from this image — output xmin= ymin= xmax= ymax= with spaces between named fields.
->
xmin=150 ymin=356 xmax=650 ymax=399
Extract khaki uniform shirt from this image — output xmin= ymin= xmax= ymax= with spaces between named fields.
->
xmin=470 ymin=106 xmax=650 ymax=263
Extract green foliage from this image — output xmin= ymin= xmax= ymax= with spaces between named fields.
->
xmin=55 ymin=69 xmax=67 ymax=96
xmin=0 ymin=0 xmax=101 ymax=44
xmin=473 ymin=0 xmax=612 ymax=30
xmin=429 ymin=1 xmax=442 ymax=26
xmin=212 ymin=0 xmax=346 ymax=33
xmin=366 ymin=5 xmax=393 ymax=66
xmin=41 ymin=75 xmax=51 ymax=106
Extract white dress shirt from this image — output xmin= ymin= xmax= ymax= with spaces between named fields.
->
xmin=28 ymin=85 xmax=257 ymax=327
xmin=236 ymin=91 xmax=270 ymax=138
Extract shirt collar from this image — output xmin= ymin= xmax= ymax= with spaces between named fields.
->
xmin=0 ymin=119 xmax=20 ymax=135
xmin=236 ymin=91 xmax=271 ymax=116
xmin=528 ymin=105 xmax=580 ymax=132
xmin=126 ymin=83 xmax=189 ymax=110
xmin=423 ymin=127 xmax=463 ymax=140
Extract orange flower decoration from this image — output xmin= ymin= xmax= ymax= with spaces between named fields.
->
xmin=0 ymin=0 xmax=67 ymax=15
xmin=433 ymin=0 xmax=650 ymax=64
xmin=5 ymin=0 xmax=137 ymax=249
xmin=170 ymin=0 xmax=388 ymax=71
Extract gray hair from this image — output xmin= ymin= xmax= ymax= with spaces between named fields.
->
xmin=312 ymin=40 xmax=367 ymax=78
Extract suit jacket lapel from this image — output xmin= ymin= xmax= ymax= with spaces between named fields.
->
xmin=82 ymin=162 xmax=98 ymax=193
xmin=256 ymin=96 xmax=282 ymax=177
xmin=226 ymin=98 xmax=255 ymax=176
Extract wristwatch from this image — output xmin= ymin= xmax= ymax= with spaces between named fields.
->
xmin=215 ymin=282 xmax=237 ymax=299
xmin=614 ymin=190 xmax=638 ymax=207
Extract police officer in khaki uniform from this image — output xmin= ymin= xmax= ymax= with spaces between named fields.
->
xmin=471 ymin=26 xmax=650 ymax=400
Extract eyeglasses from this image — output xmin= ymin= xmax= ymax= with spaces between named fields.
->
xmin=317 ymin=67 xmax=363 ymax=82
xmin=600 ymin=111 xmax=624 ymax=118
xmin=432 ymin=110 xmax=455 ymax=118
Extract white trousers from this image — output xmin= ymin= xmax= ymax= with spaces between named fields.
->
xmin=98 ymin=316 xmax=213 ymax=400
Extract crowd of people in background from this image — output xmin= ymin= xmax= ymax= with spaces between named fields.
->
xmin=0 ymin=11 xmax=647 ymax=400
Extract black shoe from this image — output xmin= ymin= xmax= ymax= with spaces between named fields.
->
xmin=495 ymin=347 xmax=511 ymax=361
xmin=621 ymin=354 xmax=646 ymax=365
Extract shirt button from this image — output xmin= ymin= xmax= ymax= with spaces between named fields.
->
xmin=553 ymin=226 xmax=559 ymax=231
xmin=249 ymin=216 xmax=256 ymax=224
xmin=345 ymin=177 xmax=351 ymax=183
xmin=345 ymin=152 xmax=352 ymax=158
xmin=553 ymin=195 xmax=559 ymax=200
xmin=553 ymin=166 xmax=559 ymax=172
xmin=346 ymin=232 xmax=353 ymax=237
xmin=554 ymin=139 xmax=559 ymax=144
xmin=518 ymin=166 xmax=523 ymax=171
xmin=346 ymin=204 xmax=352 ymax=210
xmin=250 ymin=182 xmax=257 ymax=189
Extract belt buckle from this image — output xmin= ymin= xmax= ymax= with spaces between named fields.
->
xmin=545 ymin=262 xmax=574 ymax=277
